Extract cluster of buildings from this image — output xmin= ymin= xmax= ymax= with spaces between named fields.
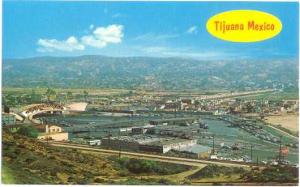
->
xmin=87 ymin=90 xmax=298 ymax=118
xmin=35 ymin=124 xmax=68 ymax=141
xmin=101 ymin=118 xmax=212 ymax=158
xmin=101 ymin=135 xmax=211 ymax=158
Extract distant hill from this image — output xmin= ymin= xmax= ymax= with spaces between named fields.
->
xmin=3 ymin=55 xmax=298 ymax=91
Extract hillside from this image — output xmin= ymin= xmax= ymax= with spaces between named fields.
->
xmin=2 ymin=130 xmax=298 ymax=185
xmin=2 ymin=131 xmax=192 ymax=184
xmin=3 ymin=56 xmax=298 ymax=91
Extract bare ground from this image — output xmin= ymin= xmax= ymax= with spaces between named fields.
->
xmin=265 ymin=114 xmax=299 ymax=133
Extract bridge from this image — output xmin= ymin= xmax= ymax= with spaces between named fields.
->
xmin=21 ymin=103 xmax=66 ymax=120
xmin=20 ymin=102 xmax=88 ymax=121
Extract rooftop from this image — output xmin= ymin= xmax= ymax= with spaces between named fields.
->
xmin=103 ymin=135 xmax=195 ymax=146
xmin=149 ymin=117 xmax=198 ymax=123
xmin=146 ymin=138 xmax=195 ymax=146
xmin=155 ymin=124 xmax=199 ymax=132
xmin=178 ymin=144 xmax=211 ymax=153
xmin=106 ymin=135 xmax=163 ymax=144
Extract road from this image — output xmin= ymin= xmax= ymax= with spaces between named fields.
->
xmin=46 ymin=141 xmax=253 ymax=168
xmin=267 ymin=125 xmax=298 ymax=140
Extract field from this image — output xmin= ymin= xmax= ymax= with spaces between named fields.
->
xmin=264 ymin=114 xmax=299 ymax=133
xmin=236 ymin=91 xmax=298 ymax=101
xmin=3 ymin=87 xmax=129 ymax=96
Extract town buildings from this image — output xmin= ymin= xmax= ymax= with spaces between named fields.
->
xmin=36 ymin=124 xmax=68 ymax=141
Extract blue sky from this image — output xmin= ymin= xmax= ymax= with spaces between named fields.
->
xmin=3 ymin=1 xmax=299 ymax=60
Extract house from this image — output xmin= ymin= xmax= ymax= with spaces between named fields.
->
xmin=177 ymin=144 xmax=212 ymax=159
xmin=36 ymin=124 xmax=68 ymax=141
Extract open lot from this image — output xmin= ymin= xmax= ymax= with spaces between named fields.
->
xmin=265 ymin=114 xmax=299 ymax=133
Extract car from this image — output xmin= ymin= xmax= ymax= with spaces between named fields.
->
xmin=210 ymin=155 xmax=218 ymax=160
xmin=261 ymin=160 xmax=267 ymax=165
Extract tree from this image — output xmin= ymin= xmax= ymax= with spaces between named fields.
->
xmin=31 ymin=89 xmax=41 ymax=103
xmin=83 ymin=90 xmax=88 ymax=102
xmin=66 ymin=91 xmax=73 ymax=102
xmin=17 ymin=126 xmax=38 ymax=138
xmin=245 ymin=102 xmax=255 ymax=113
xmin=45 ymin=88 xmax=56 ymax=102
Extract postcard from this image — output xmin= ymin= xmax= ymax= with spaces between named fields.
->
xmin=2 ymin=1 xmax=299 ymax=185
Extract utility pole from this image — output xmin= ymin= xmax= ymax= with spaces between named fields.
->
xmin=256 ymin=156 xmax=259 ymax=166
xmin=212 ymin=134 xmax=215 ymax=155
xmin=119 ymin=145 xmax=122 ymax=159
xmin=46 ymin=124 xmax=50 ymax=145
xmin=175 ymin=99 xmax=180 ymax=118
xmin=118 ymin=131 xmax=121 ymax=159
xmin=278 ymin=135 xmax=282 ymax=163
xmin=250 ymin=144 xmax=253 ymax=162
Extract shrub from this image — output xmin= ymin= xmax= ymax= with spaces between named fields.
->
xmin=94 ymin=178 xmax=105 ymax=183
xmin=16 ymin=126 xmax=38 ymax=138
xmin=242 ymin=166 xmax=298 ymax=183
xmin=114 ymin=157 xmax=191 ymax=175
xmin=157 ymin=178 xmax=175 ymax=185
xmin=188 ymin=164 xmax=247 ymax=179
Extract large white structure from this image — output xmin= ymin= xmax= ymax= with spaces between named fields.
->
xmin=101 ymin=135 xmax=197 ymax=153
xmin=66 ymin=102 xmax=88 ymax=112
xmin=21 ymin=102 xmax=88 ymax=119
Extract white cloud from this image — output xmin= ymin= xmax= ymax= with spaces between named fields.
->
xmin=37 ymin=24 xmax=124 ymax=52
xmin=81 ymin=24 xmax=124 ymax=48
xmin=81 ymin=35 xmax=106 ymax=48
xmin=37 ymin=36 xmax=85 ymax=52
xmin=94 ymin=25 xmax=123 ymax=43
xmin=187 ymin=26 xmax=198 ymax=34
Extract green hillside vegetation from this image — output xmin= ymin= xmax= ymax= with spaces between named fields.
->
xmin=2 ymin=131 xmax=192 ymax=184
xmin=188 ymin=164 xmax=247 ymax=179
xmin=109 ymin=156 xmax=193 ymax=175
xmin=242 ymin=165 xmax=298 ymax=183
xmin=188 ymin=164 xmax=298 ymax=184
xmin=16 ymin=126 xmax=38 ymax=138
xmin=3 ymin=56 xmax=298 ymax=91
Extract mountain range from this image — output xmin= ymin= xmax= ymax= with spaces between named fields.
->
xmin=3 ymin=55 xmax=298 ymax=91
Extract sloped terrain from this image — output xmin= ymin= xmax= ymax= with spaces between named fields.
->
xmin=3 ymin=56 xmax=298 ymax=91
xmin=2 ymin=131 xmax=193 ymax=184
